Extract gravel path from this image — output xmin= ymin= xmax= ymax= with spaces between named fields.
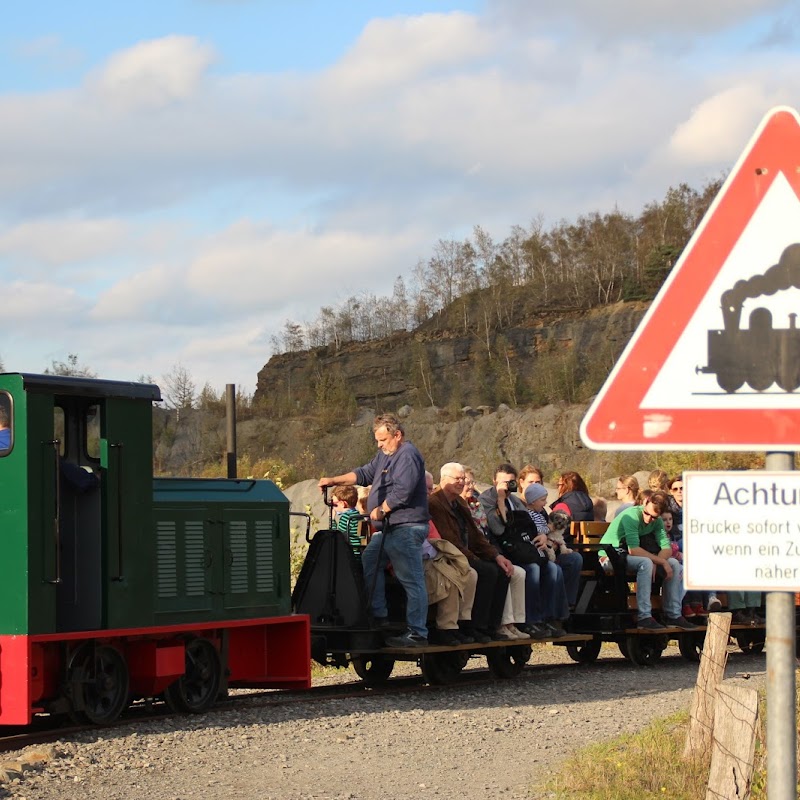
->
xmin=3 ymin=643 xmax=767 ymax=800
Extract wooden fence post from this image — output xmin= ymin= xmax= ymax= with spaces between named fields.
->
xmin=705 ymin=683 xmax=759 ymax=799
xmin=684 ymin=612 xmax=733 ymax=758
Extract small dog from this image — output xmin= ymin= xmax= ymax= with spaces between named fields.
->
xmin=548 ymin=510 xmax=573 ymax=554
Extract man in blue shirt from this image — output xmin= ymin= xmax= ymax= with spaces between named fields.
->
xmin=0 ymin=408 xmax=10 ymax=450
xmin=319 ymin=413 xmax=429 ymax=647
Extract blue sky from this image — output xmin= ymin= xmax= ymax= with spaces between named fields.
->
xmin=1 ymin=0 xmax=800 ymax=395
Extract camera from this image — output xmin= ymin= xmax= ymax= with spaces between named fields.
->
xmin=505 ymin=479 xmax=518 ymax=493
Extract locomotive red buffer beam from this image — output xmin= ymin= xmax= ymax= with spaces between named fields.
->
xmin=0 ymin=615 xmax=310 ymax=725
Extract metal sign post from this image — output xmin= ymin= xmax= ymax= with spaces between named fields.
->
xmin=765 ymin=452 xmax=796 ymax=800
xmin=683 ymin=461 xmax=797 ymax=798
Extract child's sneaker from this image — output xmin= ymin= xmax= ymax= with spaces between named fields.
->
xmin=692 ymin=602 xmax=708 ymax=617
xmin=682 ymin=604 xmax=696 ymax=618
xmin=707 ymin=596 xmax=722 ymax=612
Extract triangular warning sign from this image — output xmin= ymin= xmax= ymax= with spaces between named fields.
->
xmin=581 ymin=106 xmax=800 ymax=451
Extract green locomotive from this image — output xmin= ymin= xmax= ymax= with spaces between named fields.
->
xmin=0 ymin=373 xmax=309 ymax=725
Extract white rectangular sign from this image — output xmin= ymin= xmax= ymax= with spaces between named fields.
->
xmin=684 ymin=470 xmax=800 ymax=591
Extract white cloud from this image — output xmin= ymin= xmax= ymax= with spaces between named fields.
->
xmin=328 ymin=12 xmax=491 ymax=93
xmin=92 ymin=263 xmax=180 ymax=322
xmin=488 ymin=0 xmax=791 ymax=39
xmin=0 ymin=218 xmax=127 ymax=267
xmin=669 ymin=83 xmax=786 ymax=164
xmin=3 ymin=281 xmax=88 ymax=326
xmin=12 ymin=34 xmax=84 ymax=71
xmin=87 ymin=35 xmax=216 ymax=111
xmin=3 ymin=3 xmax=800 ymax=390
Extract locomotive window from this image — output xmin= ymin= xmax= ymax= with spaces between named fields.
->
xmin=0 ymin=392 xmax=11 ymax=455
xmin=53 ymin=407 xmax=65 ymax=457
xmin=85 ymin=405 xmax=101 ymax=460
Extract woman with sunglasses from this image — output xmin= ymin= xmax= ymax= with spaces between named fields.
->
xmin=667 ymin=477 xmax=684 ymax=538
xmin=670 ymin=476 xmax=721 ymax=615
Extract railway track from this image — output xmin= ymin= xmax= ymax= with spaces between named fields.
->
xmin=0 ymin=644 xmax=765 ymax=755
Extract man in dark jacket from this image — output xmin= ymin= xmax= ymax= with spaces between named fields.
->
xmin=428 ymin=462 xmax=513 ymax=641
xmin=479 ymin=463 xmax=569 ymax=637
xmin=319 ymin=414 xmax=429 ymax=647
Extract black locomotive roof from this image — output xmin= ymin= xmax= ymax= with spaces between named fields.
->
xmin=6 ymin=373 xmax=162 ymax=402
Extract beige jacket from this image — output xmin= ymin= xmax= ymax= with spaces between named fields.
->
xmin=424 ymin=538 xmax=473 ymax=603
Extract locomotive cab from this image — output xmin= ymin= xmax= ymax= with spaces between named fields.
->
xmin=0 ymin=373 xmax=161 ymax=637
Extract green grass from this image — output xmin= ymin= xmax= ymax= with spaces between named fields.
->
xmin=540 ymin=686 xmax=800 ymax=800
xmin=543 ymin=712 xmax=712 ymax=800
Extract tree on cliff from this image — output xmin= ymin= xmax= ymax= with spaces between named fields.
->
xmin=270 ymin=177 xmax=723 ymax=355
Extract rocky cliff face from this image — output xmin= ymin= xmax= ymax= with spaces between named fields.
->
xmin=247 ymin=301 xmax=651 ymax=486
xmin=255 ymin=300 xmax=648 ymax=413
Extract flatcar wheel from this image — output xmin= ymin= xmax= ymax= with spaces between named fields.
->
xmin=565 ymin=639 xmax=602 ymax=664
xmin=421 ymin=652 xmax=466 ymax=685
xmin=625 ymin=635 xmax=665 ymax=667
xmin=486 ymin=645 xmax=531 ymax=679
xmin=164 ymin=638 xmax=222 ymax=714
xmin=69 ymin=644 xmax=130 ymax=725
xmin=617 ymin=640 xmax=631 ymax=661
xmin=735 ymin=632 xmax=765 ymax=655
xmin=351 ymin=655 xmax=395 ymax=686
xmin=678 ymin=632 xmax=704 ymax=662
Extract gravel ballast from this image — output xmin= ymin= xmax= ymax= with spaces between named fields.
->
xmin=4 ymin=643 xmax=767 ymax=800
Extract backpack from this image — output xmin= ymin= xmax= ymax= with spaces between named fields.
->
xmin=497 ymin=509 xmax=548 ymax=566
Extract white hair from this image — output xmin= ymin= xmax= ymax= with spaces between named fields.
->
xmin=439 ymin=462 xmax=464 ymax=481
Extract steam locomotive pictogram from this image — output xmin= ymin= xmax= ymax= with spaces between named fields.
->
xmin=700 ymin=243 xmax=800 ymax=393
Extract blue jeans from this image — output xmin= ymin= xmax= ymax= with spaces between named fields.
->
xmin=624 ymin=555 xmax=684 ymax=619
xmin=727 ymin=591 xmax=761 ymax=610
xmin=557 ymin=551 xmax=583 ymax=606
xmin=361 ymin=524 xmax=429 ymax=638
xmin=521 ymin=560 xmax=569 ymax=623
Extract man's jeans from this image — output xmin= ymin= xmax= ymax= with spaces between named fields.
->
xmin=521 ymin=560 xmax=569 ymax=623
xmin=623 ymin=555 xmax=684 ymax=619
xmin=361 ymin=523 xmax=429 ymax=638
xmin=557 ymin=551 xmax=583 ymax=606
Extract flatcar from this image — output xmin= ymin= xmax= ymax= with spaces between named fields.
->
xmin=291 ymin=493 xmax=593 ymax=685
xmin=566 ymin=521 xmax=767 ymax=665
xmin=0 ymin=373 xmax=309 ymax=725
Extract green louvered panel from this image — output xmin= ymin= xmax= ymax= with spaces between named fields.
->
xmin=184 ymin=520 xmax=206 ymax=597
xmin=255 ymin=519 xmax=274 ymax=593
xmin=223 ymin=509 xmax=283 ymax=610
xmin=156 ymin=521 xmax=177 ymax=599
xmin=228 ymin=521 xmax=249 ymax=594
xmin=154 ymin=509 xmax=212 ymax=615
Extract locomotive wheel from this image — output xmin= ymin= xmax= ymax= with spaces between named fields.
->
xmin=486 ymin=645 xmax=531 ymax=679
xmin=716 ymin=371 xmax=745 ymax=393
xmin=565 ymin=638 xmax=602 ymax=664
xmin=68 ymin=644 xmax=130 ymax=725
xmin=747 ymin=365 xmax=773 ymax=392
xmin=351 ymin=655 xmax=395 ymax=686
xmin=625 ymin=634 xmax=666 ymax=667
xmin=776 ymin=358 xmax=800 ymax=391
xmin=421 ymin=651 xmax=467 ymax=685
xmin=164 ymin=638 xmax=222 ymax=714
xmin=678 ymin=632 xmax=704 ymax=662
xmin=735 ymin=631 xmax=765 ymax=655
